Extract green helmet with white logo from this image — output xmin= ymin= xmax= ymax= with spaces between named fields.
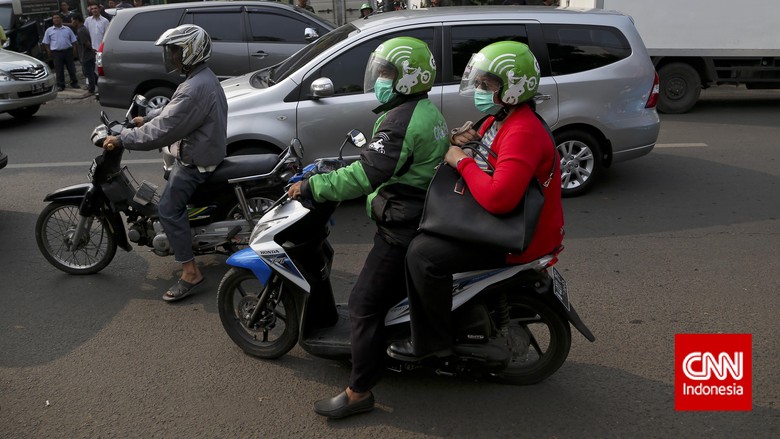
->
xmin=364 ymin=36 xmax=436 ymax=96
xmin=459 ymin=41 xmax=540 ymax=105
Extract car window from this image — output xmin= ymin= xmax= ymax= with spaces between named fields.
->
xmin=119 ymin=9 xmax=183 ymax=42
xmin=543 ymin=24 xmax=631 ymax=76
xmin=449 ymin=24 xmax=530 ymax=83
xmin=272 ymin=24 xmax=356 ymax=84
xmin=306 ymin=27 xmax=435 ymax=97
xmin=0 ymin=5 xmax=12 ymax=29
xmin=248 ymin=11 xmax=322 ymax=44
xmin=182 ymin=12 xmax=243 ymax=42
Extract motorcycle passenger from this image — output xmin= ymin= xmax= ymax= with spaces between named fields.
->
xmin=103 ymin=24 xmax=227 ymax=302
xmin=287 ymin=37 xmax=449 ymax=419
xmin=387 ymin=41 xmax=564 ymax=361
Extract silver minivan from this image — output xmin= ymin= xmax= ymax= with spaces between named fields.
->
xmin=223 ymin=6 xmax=660 ymax=196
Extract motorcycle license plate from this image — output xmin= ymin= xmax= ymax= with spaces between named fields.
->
xmin=87 ymin=159 xmax=98 ymax=180
xmin=551 ymin=267 xmax=570 ymax=311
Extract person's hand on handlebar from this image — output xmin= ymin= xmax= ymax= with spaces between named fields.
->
xmin=103 ymin=136 xmax=121 ymax=151
xmin=287 ymin=181 xmax=303 ymax=199
xmin=132 ymin=116 xmax=145 ymax=127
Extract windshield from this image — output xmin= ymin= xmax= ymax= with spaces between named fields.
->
xmin=269 ymin=23 xmax=357 ymax=84
xmin=0 ymin=5 xmax=13 ymax=29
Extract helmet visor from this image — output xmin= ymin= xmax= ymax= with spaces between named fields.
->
xmin=363 ymin=53 xmax=398 ymax=93
xmin=458 ymin=53 xmax=502 ymax=97
xmin=162 ymin=45 xmax=183 ymax=74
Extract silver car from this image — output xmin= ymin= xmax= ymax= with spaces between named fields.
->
xmin=223 ymin=6 xmax=660 ymax=196
xmin=0 ymin=48 xmax=57 ymax=119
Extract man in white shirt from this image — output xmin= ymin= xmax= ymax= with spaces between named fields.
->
xmin=84 ymin=3 xmax=109 ymax=51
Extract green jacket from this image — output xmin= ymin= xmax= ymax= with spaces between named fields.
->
xmin=302 ymin=95 xmax=448 ymax=245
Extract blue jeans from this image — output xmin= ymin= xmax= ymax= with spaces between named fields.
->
xmin=158 ymin=162 xmax=210 ymax=263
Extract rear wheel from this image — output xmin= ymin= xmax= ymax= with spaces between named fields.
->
xmin=490 ymin=294 xmax=571 ymax=385
xmin=657 ymin=63 xmax=701 ymax=114
xmin=556 ymin=130 xmax=602 ymax=197
xmin=225 ymin=188 xmax=280 ymax=221
xmin=217 ymin=268 xmax=299 ymax=359
xmin=35 ymin=201 xmax=117 ymax=275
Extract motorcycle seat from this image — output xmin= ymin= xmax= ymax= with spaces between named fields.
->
xmin=208 ymin=154 xmax=279 ymax=184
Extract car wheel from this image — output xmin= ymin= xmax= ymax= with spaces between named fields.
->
xmin=144 ymin=87 xmax=174 ymax=110
xmin=8 ymin=105 xmax=41 ymax=119
xmin=555 ymin=130 xmax=603 ymax=198
xmin=657 ymin=63 xmax=701 ymax=114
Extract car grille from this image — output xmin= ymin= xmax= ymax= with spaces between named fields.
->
xmin=9 ymin=65 xmax=48 ymax=81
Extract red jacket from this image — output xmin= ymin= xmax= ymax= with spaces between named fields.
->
xmin=456 ymin=104 xmax=564 ymax=263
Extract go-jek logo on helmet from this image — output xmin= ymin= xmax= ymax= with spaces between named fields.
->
xmin=385 ymin=46 xmax=433 ymax=95
xmin=674 ymin=334 xmax=752 ymax=411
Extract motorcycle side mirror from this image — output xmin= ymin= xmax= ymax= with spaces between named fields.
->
xmin=290 ymin=138 xmax=304 ymax=159
xmin=128 ymin=94 xmax=149 ymax=120
xmin=134 ymin=95 xmax=149 ymax=107
xmin=100 ymin=110 xmax=110 ymax=126
xmin=348 ymin=129 xmax=367 ymax=148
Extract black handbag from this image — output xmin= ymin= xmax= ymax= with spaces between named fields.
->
xmin=418 ymin=114 xmax=555 ymax=253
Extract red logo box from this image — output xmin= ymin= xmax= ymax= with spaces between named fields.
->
xmin=675 ymin=333 xmax=752 ymax=411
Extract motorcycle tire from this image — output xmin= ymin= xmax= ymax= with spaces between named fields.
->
xmin=217 ymin=267 xmax=299 ymax=359
xmin=490 ymin=293 xmax=571 ymax=385
xmin=35 ymin=201 xmax=118 ymax=275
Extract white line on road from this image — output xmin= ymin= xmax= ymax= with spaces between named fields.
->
xmin=655 ymin=143 xmax=708 ymax=148
xmin=5 ymin=159 xmax=160 ymax=169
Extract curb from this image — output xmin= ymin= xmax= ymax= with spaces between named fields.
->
xmin=56 ymin=88 xmax=98 ymax=101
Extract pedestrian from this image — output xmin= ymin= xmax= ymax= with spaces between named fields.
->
xmin=287 ymin=36 xmax=449 ymax=420
xmin=387 ymin=41 xmax=564 ymax=362
xmin=58 ymin=1 xmax=77 ymax=35
xmin=295 ymin=0 xmax=315 ymax=13
xmin=85 ymin=2 xmax=109 ymax=52
xmin=102 ymin=25 xmax=227 ymax=303
xmin=132 ymin=0 xmax=145 ymax=7
xmin=42 ymin=13 xmax=79 ymax=91
xmin=72 ymin=14 xmax=98 ymax=96
xmin=359 ymin=2 xmax=373 ymax=17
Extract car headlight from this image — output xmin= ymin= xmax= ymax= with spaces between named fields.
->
xmin=0 ymin=70 xmax=12 ymax=82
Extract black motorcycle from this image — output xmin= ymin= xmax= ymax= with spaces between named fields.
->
xmin=35 ymin=97 xmax=300 ymax=275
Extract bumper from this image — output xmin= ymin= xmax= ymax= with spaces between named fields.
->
xmin=0 ymin=75 xmax=57 ymax=113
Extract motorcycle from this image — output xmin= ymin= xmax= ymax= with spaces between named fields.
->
xmin=35 ymin=96 xmax=301 ymax=275
xmin=217 ymin=130 xmax=595 ymax=385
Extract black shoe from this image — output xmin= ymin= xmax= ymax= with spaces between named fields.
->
xmin=387 ymin=340 xmax=452 ymax=362
xmin=313 ymin=390 xmax=374 ymax=419
xmin=57 ymin=86 xmax=65 ymax=92
xmin=71 ymin=83 xmax=79 ymax=89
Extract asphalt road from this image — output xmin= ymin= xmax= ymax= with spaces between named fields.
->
xmin=0 ymin=88 xmax=778 ymax=438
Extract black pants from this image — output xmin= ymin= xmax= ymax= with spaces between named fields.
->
xmin=51 ymin=49 xmax=78 ymax=88
xmin=405 ymin=233 xmax=506 ymax=354
xmin=81 ymin=57 xmax=98 ymax=93
xmin=348 ymin=232 xmax=409 ymax=393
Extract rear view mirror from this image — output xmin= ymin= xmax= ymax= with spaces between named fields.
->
xmin=348 ymin=129 xmax=367 ymax=148
xmin=304 ymin=27 xmax=320 ymax=42
xmin=310 ymin=78 xmax=334 ymax=99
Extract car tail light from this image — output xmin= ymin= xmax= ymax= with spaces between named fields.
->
xmin=97 ymin=41 xmax=104 ymax=76
xmin=645 ymin=71 xmax=659 ymax=108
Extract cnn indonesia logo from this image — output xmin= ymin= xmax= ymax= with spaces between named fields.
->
xmin=675 ymin=334 xmax=752 ymax=411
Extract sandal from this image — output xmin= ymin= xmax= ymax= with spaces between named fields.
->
xmin=162 ymin=277 xmax=205 ymax=302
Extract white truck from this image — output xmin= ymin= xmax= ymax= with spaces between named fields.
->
xmin=562 ymin=0 xmax=780 ymax=113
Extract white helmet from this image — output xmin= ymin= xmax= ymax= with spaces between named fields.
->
xmin=155 ymin=24 xmax=211 ymax=73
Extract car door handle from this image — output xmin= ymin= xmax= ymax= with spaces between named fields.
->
xmin=252 ymin=51 xmax=268 ymax=59
xmin=535 ymin=94 xmax=552 ymax=101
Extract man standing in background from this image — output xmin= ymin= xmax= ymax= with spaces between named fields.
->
xmin=72 ymin=14 xmax=98 ymax=96
xmin=42 ymin=14 xmax=79 ymax=91
xmin=84 ymin=2 xmax=109 ymax=53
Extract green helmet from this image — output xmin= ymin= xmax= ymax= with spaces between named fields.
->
xmin=364 ymin=36 xmax=436 ymax=96
xmin=360 ymin=2 xmax=372 ymax=10
xmin=459 ymin=41 xmax=540 ymax=105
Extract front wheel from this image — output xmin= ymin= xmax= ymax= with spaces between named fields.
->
xmin=490 ymin=294 xmax=571 ymax=385
xmin=217 ymin=268 xmax=299 ymax=359
xmin=35 ymin=201 xmax=118 ymax=275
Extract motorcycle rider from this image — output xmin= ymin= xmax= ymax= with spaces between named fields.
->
xmin=287 ymin=37 xmax=449 ymax=419
xmin=388 ymin=41 xmax=564 ymax=361
xmin=103 ymin=24 xmax=228 ymax=302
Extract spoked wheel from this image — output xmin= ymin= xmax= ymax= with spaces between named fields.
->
xmin=217 ymin=268 xmax=299 ymax=359
xmin=556 ymin=130 xmax=602 ymax=198
xmin=491 ymin=294 xmax=571 ymax=385
xmin=35 ymin=201 xmax=117 ymax=275
xmin=225 ymin=189 xmax=279 ymax=221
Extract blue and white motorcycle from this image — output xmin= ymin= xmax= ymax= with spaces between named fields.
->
xmin=216 ymin=131 xmax=595 ymax=385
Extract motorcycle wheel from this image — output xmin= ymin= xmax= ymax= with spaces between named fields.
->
xmin=35 ymin=201 xmax=117 ymax=275
xmin=217 ymin=267 xmax=299 ymax=359
xmin=490 ymin=294 xmax=571 ymax=385
xmin=224 ymin=188 xmax=282 ymax=221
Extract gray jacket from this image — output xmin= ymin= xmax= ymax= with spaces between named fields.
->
xmin=120 ymin=64 xmax=227 ymax=167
